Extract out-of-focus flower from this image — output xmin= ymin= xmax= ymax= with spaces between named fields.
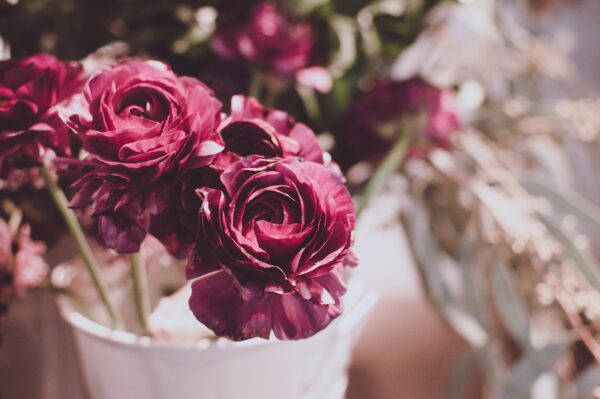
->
xmin=338 ymin=79 xmax=460 ymax=167
xmin=187 ymin=156 xmax=355 ymax=341
xmin=0 ymin=54 xmax=85 ymax=177
xmin=60 ymin=60 xmax=223 ymax=254
xmin=212 ymin=2 xmax=330 ymax=90
xmin=12 ymin=224 xmax=48 ymax=296
xmin=0 ymin=218 xmax=48 ymax=298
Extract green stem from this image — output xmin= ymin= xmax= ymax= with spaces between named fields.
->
xmin=248 ymin=70 xmax=262 ymax=100
xmin=40 ymin=166 xmax=123 ymax=329
xmin=296 ymin=85 xmax=322 ymax=123
xmin=130 ymin=252 xmax=151 ymax=336
xmin=356 ymin=132 xmax=412 ymax=219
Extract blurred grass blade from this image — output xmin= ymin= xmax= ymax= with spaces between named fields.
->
xmin=540 ymin=214 xmax=600 ymax=292
xmin=497 ymin=340 xmax=570 ymax=399
xmin=492 ymin=261 xmax=531 ymax=347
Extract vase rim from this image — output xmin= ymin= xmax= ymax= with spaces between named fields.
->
xmin=56 ymin=279 xmax=376 ymax=351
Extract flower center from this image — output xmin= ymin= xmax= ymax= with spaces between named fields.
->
xmin=117 ymin=90 xmax=169 ymax=122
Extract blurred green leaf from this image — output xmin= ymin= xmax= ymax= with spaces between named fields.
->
xmin=575 ymin=366 xmax=600 ymax=399
xmin=496 ymin=340 xmax=571 ymax=399
xmin=521 ymin=178 xmax=600 ymax=236
xmin=540 ymin=214 xmax=600 ymax=293
xmin=406 ymin=201 xmax=489 ymax=348
xmin=329 ymin=15 xmax=357 ymax=78
xmin=457 ymin=215 xmax=488 ymax=327
xmin=492 ymin=261 xmax=531 ymax=348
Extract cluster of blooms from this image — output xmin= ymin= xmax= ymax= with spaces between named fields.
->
xmin=0 ymin=2 xmax=460 ymax=341
xmin=0 ymin=53 xmax=356 ymax=340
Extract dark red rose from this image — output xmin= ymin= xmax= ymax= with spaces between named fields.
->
xmin=338 ymin=79 xmax=460 ymax=167
xmin=61 ymin=60 xmax=223 ymax=254
xmin=187 ymin=156 xmax=356 ymax=340
xmin=0 ymin=54 xmax=85 ymax=177
xmin=212 ymin=3 xmax=316 ymax=77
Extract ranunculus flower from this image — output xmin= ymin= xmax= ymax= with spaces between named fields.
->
xmin=212 ymin=2 xmax=331 ymax=91
xmin=218 ymin=95 xmax=327 ymax=166
xmin=0 ymin=54 xmax=85 ymax=177
xmin=155 ymin=95 xmax=338 ymax=258
xmin=61 ymin=60 xmax=223 ymax=254
xmin=338 ymin=78 xmax=460 ymax=167
xmin=187 ymin=156 xmax=355 ymax=341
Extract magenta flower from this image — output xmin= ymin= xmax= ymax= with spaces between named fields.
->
xmin=187 ymin=156 xmax=355 ymax=340
xmin=339 ymin=79 xmax=460 ymax=166
xmin=0 ymin=54 xmax=85 ymax=177
xmin=212 ymin=2 xmax=331 ymax=91
xmin=61 ymin=60 xmax=223 ymax=254
xmin=153 ymin=95 xmax=338 ymax=258
xmin=217 ymin=95 xmax=327 ymax=166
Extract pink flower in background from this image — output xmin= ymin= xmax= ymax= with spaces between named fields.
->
xmin=212 ymin=2 xmax=331 ymax=90
xmin=12 ymin=224 xmax=48 ymax=297
xmin=338 ymin=79 xmax=460 ymax=167
xmin=0 ymin=218 xmax=48 ymax=298
xmin=61 ymin=60 xmax=223 ymax=254
xmin=187 ymin=156 xmax=355 ymax=340
xmin=0 ymin=54 xmax=85 ymax=177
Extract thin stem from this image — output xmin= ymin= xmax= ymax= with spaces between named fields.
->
xmin=296 ymin=85 xmax=322 ymax=123
xmin=130 ymin=252 xmax=151 ymax=336
xmin=39 ymin=165 xmax=123 ymax=329
xmin=248 ymin=70 xmax=263 ymax=100
xmin=356 ymin=132 xmax=412 ymax=219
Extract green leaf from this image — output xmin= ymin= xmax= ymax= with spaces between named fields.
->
xmin=406 ymin=202 xmax=489 ymax=348
xmin=457 ymin=215 xmax=488 ymax=327
xmin=496 ymin=340 xmax=571 ymax=399
xmin=575 ymin=366 xmax=600 ymax=399
xmin=540 ymin=214 xmax=600 ymax=293
xmin=521 ymin=178 xmax=600 ymax=236
xmin=357 ymin=129 xmax=411 ymax=218
xmin=492 ymin=261 xmax=531 ymax=347
xmin=329 ymin=16 xmax=358 ymax=78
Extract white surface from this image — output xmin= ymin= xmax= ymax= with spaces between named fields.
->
xmin=59 ymin=280 xmax=377 ymax=399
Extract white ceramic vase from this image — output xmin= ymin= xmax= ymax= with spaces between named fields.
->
xmin=59 ymin=280 xmax=377 ymax=399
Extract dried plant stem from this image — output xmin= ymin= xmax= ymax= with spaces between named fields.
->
xmin=357 ymin=132 xmax=411 ymax=218
xmin=130 ymin=252 xmax=151 ymax=336
xmin=40 ymin=165 xmax=123 ymax=329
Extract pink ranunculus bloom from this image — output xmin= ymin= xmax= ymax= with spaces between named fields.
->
xmin=155 ymin=95 xmax=341 ymax=259
xmin=60 ymin=60 xmax=223 ymax=254
xmin=217 ymin=95 xmax=327 ymax=165
xmin=339 ymin=78 xmax=460 ymax=167
xmin=0 ymin=54 xmax=85 ymax=177
xmin=212 ymin=3 xmax=317 ymax=77
xmin=187 ymin=156 xmax=356 ymax=341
